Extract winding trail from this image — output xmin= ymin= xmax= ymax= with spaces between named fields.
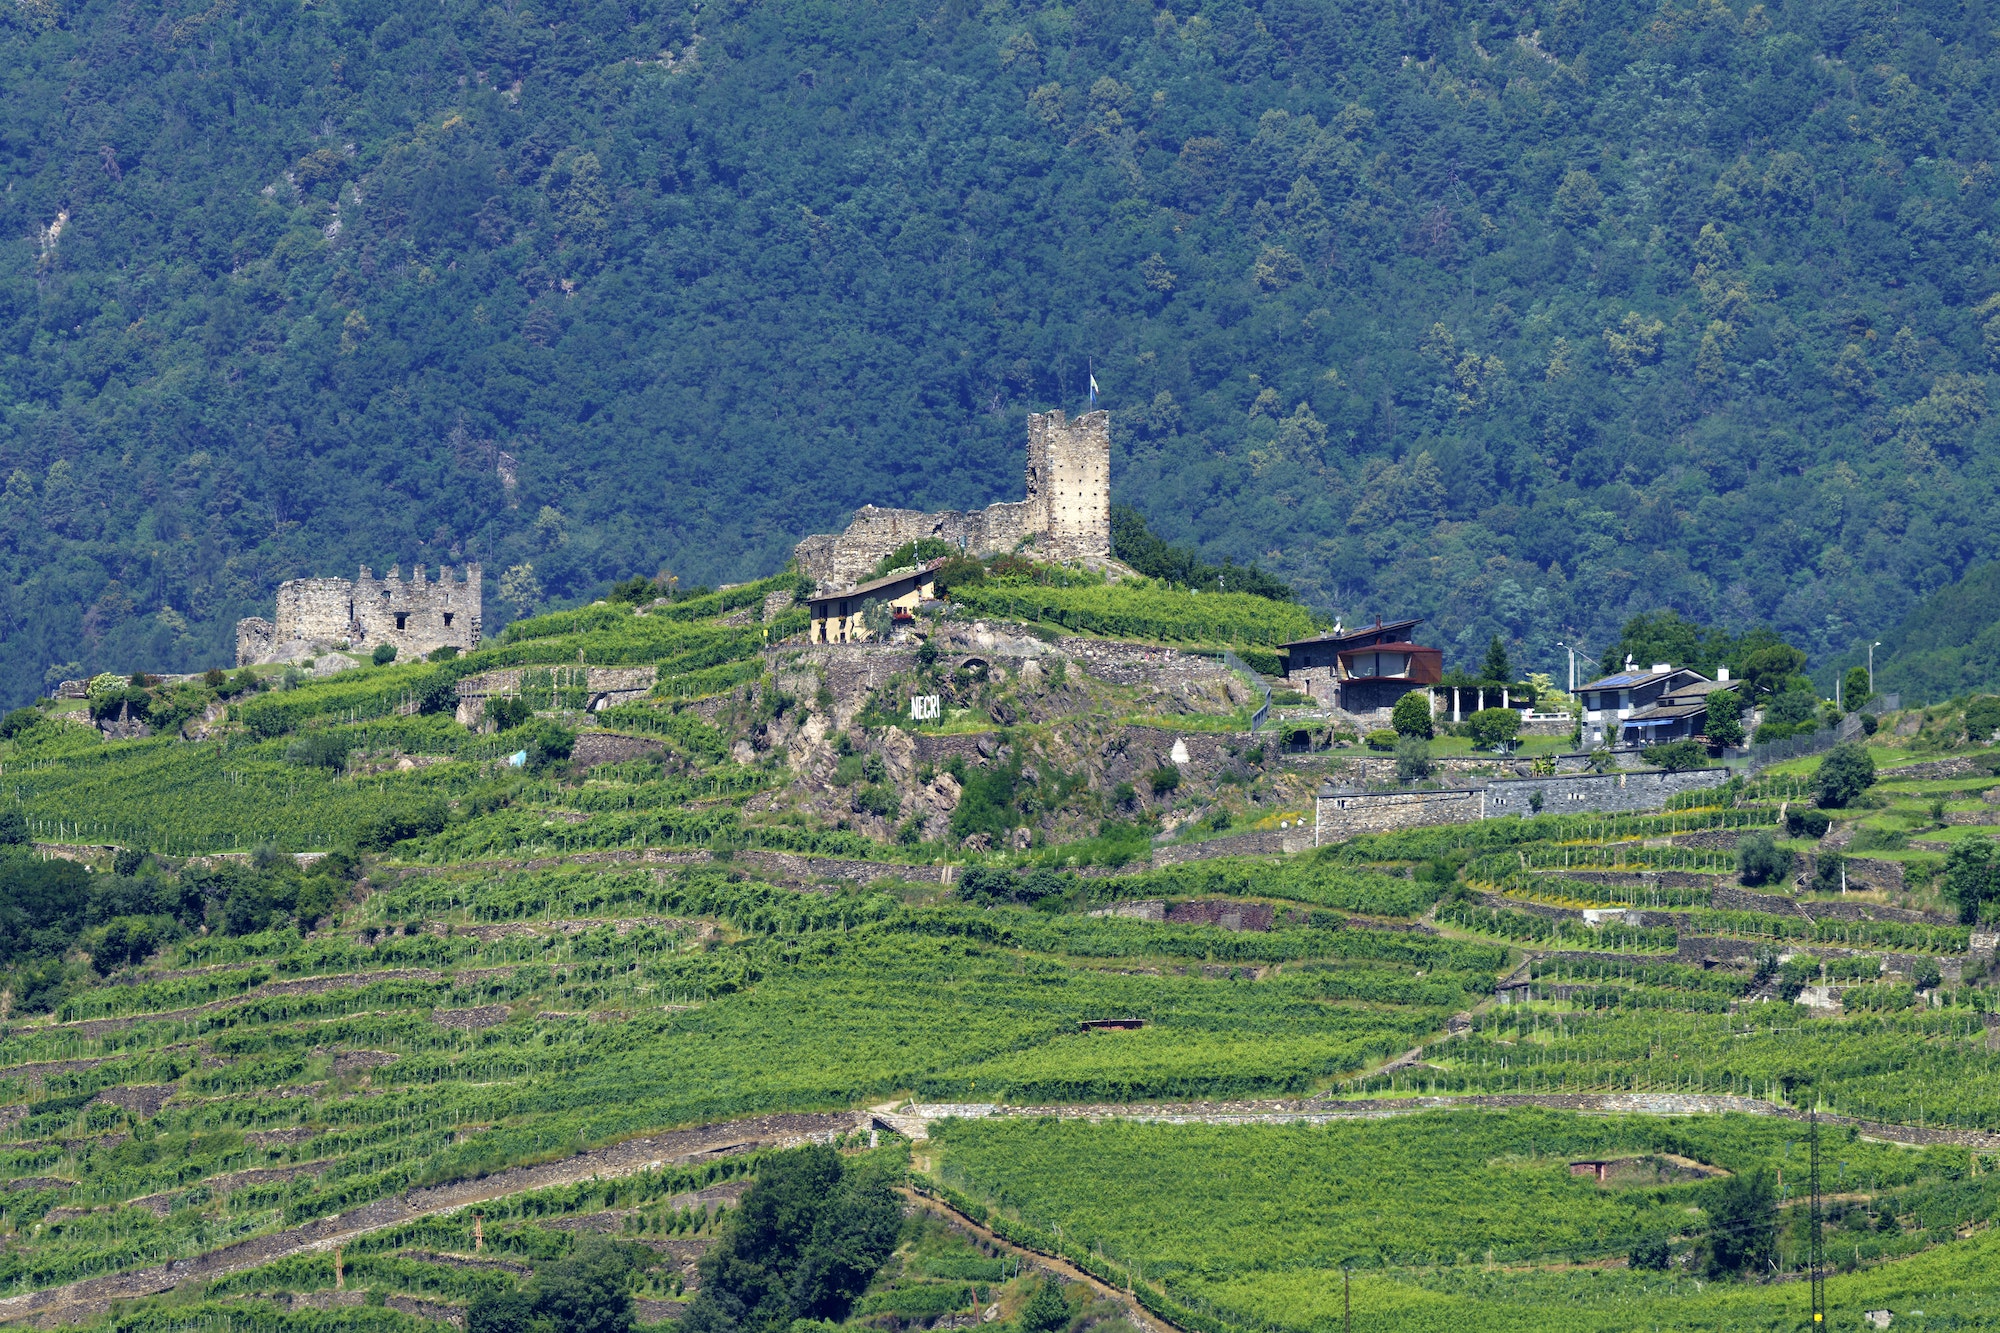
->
xmin=0 ymin=1112 xmax=861 ymax=1329
xmin=7 ymin=1091 xmax=1994 ymax=1327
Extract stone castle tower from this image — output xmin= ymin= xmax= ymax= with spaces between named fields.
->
xmin=236 ymin=564 xmax=482 ymax=666
xmin=1026 ymin=409 xmax=1112 ymax=561
xmin=794 ymin=409 xmax=1111 ymax=589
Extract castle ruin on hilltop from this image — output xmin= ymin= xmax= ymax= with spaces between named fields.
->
xmin=236 ymin=564 xmax=482 ymax=666
xmin=793 ymin=409 xmax=1111 ymax=590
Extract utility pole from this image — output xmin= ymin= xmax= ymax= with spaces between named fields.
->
xmin=1810 ymin=1103 xmax=1826 ymax=1328
xmin=1868 ymin=641 xmax=1881 ymax=696
xmin=1556 ymin=641 xmax=1579 ymax=693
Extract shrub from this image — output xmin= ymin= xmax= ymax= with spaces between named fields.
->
xmin=1965 ymin=695 xmax=2000 ymax=742
xmin=1944 ymin=838 xmax=2000 ymax=924
xmin=355 ymin=800 xmax=450 ymax=852
xmin=1016 ymin=1280 xmax=1071 ymax=1333
xmin=428 ymin=645 xmax=461 ymax=662
xmin=484 ymin=696 xmax=534 ymax=731
xmin=1737 ymin=831 xmax=1794 ymax=887
xmin=1394 ymin=736 xmax=1432 ymax=782
xmin=1148 ymin=764 xmax=1182 ymax=795
xmin=1810 ymin=850 xmax=1845 ymax=894
xmin=284 ymin=733 xmax=351 ymax=771
xmin=1391 ymin=691 xmax=1434 ymax=739
xmin=1816 ymin=742 xmax=1876 ymax=808
xmin=1702 ymin=1169 xmax=1776 ymax=1277
xmin=958 ymin=866 xmax=1071 ymax=905
xmin=372 ymin=643 xmax=397 ymax=665
xmin=1629 ymin=1235 xmax=1671 ymax=1271
xmin=1366 ymin=729 xmax=1398 ymax=751
xmin=1466 ymin=707 xmax=1520 ymax=751
xmin=0 ymin=707 xmax=41 ymax=739
xmin=1645 ymin=739 xmax=1707 ymax=771
xmin=1784 ymin=809 xmax=1832 ymax=839
xmin=932 ymin=556 xmax=987 ymax=595
xmin=852 ymin=783 xmax=899 ymax=817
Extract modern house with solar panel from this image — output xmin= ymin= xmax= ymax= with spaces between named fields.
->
xmin=1278 ymin=618 xmax=1445 ymax=714
xmin=1577 ymin=662 xmax=1733 ymax=749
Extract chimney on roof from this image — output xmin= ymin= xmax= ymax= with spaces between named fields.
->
xmin=1717 ymin=666 xmax=1730 ymax=682
xmin=1651 ymin=663 xmax=1672 ymax=673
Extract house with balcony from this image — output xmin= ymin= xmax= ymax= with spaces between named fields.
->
xmin=1279 ymin=618 xmax=1444 ymax=714
xmin=806 ymin=561 xmax=941 ymax=644
xmin=1577 ymin=662 xmax=1732 ymax=748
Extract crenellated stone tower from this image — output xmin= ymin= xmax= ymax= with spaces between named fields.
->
xmin=236 ymin=564 xmax=482 ymax=665
xmin=794 ymin=409 xmax=1111 ymax=590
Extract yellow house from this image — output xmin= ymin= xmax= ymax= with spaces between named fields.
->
xmin=807 ymin=562 xmax=940 ymax=643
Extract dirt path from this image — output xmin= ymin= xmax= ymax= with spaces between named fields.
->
xmin=9 ymin=1090 xmax=1990 ymax=1326
xmin=897 ymin=1186 xmax=1184 ymax=1333
xmin=0 ymin=1111 xmax=862 ymax=1329
xmin=883 ymin=1092 xmax=2000 ymax=1151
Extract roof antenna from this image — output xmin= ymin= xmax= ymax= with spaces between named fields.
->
xmin=1331 ymin=618 xmax=1342 ymax=636
xmin=1625 ymin=653 xmax=1636 ymax=671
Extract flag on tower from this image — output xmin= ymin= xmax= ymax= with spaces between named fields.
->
xmin=1088 ymin=368 xmax=1099 ymax=407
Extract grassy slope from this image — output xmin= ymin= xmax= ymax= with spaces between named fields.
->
xmin=12 ymin=599 xmax=2000 ymax=1329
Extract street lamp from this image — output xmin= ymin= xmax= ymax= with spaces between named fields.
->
xmin=1555 ymin=641 xmax=1581 ymax=694
xmin=1868 ymin=641 xmax=1881 ymax=696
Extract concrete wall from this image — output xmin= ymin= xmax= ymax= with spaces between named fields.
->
xmin=1481 ymin=767 xmax=1730 ymax=818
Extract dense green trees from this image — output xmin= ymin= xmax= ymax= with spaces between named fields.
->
xmin=5 ymin=0 xmax=2000 ymax=705
xmin=1736 ymin=831 xmax=1793 ymax=888
xmin=1390 ymin=690 xmax=1433 ymax=740
xmin=468 ymin=1237 xmax=640 ymax=1333
xmin=1815 ymin=742 xmax=1877 ymax=808
xmin=680 ymin=1146 xmax=901 ymax=1333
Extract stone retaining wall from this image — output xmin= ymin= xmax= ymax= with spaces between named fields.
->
xmin=1152 ymin=826 xmax=1313 ymax=867
xmin=1314 ymin=786 xmax=1483 ymax=841
xmin=732 ymin=850 xmax=950 ymax=887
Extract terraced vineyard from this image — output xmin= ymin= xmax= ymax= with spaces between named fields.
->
xmin=10 ymin=579 xmax=2000 ymax=1330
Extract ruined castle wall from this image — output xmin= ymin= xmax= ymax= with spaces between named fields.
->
xmin=349 ymin=563 xmax=481 ymax=661
xmin=235 ymin=618 xmax=275 ymax=667
xmin=241 ymin=564 xmax=482 ymax=666
xmin=275 ymin=578 xmax=360 ymax=645
xmin=793 ymin=411 xmax=1111 ymax=590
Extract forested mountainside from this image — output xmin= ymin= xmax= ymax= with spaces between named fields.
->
xmin=2 ymin=0 xmax=1998 ymax=704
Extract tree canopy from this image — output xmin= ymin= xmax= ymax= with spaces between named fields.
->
xmin=4 ymin=0 xmax=2000 ymax=702
xmin=680 ymin=1145 xmax=902 ymax=1333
